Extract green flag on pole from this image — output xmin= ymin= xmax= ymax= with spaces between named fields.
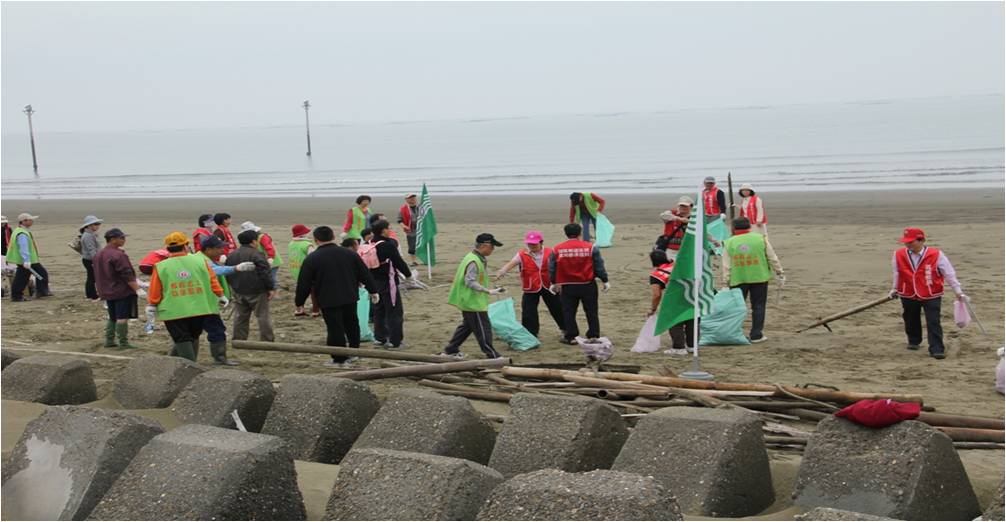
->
xmin=654 ymin=209 xmax=716 ymax=334
xmin=415 ymin=183 xmax=437 ymax=268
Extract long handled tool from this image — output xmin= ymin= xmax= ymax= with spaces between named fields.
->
xmin=962 ymin=295 xmax=989 ymax=335
xmin=797 ymin=293 xmax=896 ymax=333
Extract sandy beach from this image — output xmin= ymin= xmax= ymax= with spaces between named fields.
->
xmin=2 ymin=188 xmax=1004 ymax=516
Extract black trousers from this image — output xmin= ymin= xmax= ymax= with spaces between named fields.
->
xmin=901 ymin=297 xmax=944 ymax=355
xmin=373 ymin=283 xmax=404 ymax=346
xmin=669 ymin=319 xmax=699 ymax=349
xmin=560 ymin=282 xmax=600 ymax=340
xmin=521 ymin=288 xmax=565 ymax=337
xmin=733 ymin=282 xmax=768 ymax=340
xmin=82 ymin=259 xmax=98 ymax=299
xmin=165 ymin=316 xmax=206 ymax=343
xmin=203 ymin=314 xmax=227 ymax=344
xmin=322 ymin=303 xmax=361 ymax=363
xmin=445 ymin=311 xmax=499 ymax=359
xmin=11 ymin=263 xmax=49 ymax=300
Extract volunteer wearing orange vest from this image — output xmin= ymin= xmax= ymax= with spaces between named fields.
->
xmin=148 ymin=231 xmax=227 ymax=361
xmin=548 ymin=223 xmax=610 ymax=344
xmin=889 ymin=227 xmax=963 ymax=360
xmin=702 ymin=176 xmax=727 ymax=220
xmin=494 ymin=230 xmax=565 ymax=338
xmin=722 ymin=217 xmax=784 ymax=344
xmin=647 ymin=250 xmax=696 ymax=355
xmin=738 ymin=183 xmax=768 ymax=236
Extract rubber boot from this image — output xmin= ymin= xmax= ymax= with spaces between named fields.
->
xmin=210 ymin=341 xmax=239 ymax=366
xmin=192 ymin=338 xmax=201 ymax=359
xmin=104 ymin=320 xmax=118 ymax=347
xmin=115 ymin=322 xmax=139 ymax=349
xmin=173 ymin=341 xmax=196 ymax=361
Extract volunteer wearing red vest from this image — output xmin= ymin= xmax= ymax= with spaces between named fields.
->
xmin=738 ymin=183 xmax=768 ymax=236
xmin=889 ymin=227 xmax=964 ymax=360
xmin=657 ymin=196 xmax=694 ymax=260
xmin=494 ymin=230 xmax=565 ymax=338
xmin=702 ymin=176 xmax=727 ymax=220
xmin=397 ymin=193 xmax=420 ymax=266
xmin=212 ymin=213 xmax=237 ymax=254
xmin=192 ymin=214 xmax=216 ymax=252
xmin=647 ymin=250 xmax=696 ymax=355
xmin=548 ymin=223 xmax=610 ymax=344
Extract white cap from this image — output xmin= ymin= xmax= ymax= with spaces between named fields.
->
xmin=677 ymin=196 xmax=694 ymax=206
xmin=17 ymin=213 xmax=38 ymax=223
xmin=240 ymin=221 xmax=261 ymax=232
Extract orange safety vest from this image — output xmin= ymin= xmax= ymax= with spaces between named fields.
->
xmin=649 ymin=262 xmax=675 ymax=286
xmin=519 ymin=248 xmax=553 ymax=293
xmin=895 ymin=247 xmax=944 ymax=300
xmin=553 ymin=239 xmax=595 ymax=284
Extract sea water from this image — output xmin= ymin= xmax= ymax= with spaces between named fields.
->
xmin=1 ymin=95 xmax=1002 ymax=199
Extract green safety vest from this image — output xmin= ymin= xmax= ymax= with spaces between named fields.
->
xmin=724 ymin=232 xmax=773 ymax=286
xmin=573 ymin=192 xmax=601 ymax=221
xmin=447 ymin=252 xmax=489 ymax=312
xmin=7 ymin=227 xmax=38 ymax=264
xmin=346 ymin=207 xmax=367 ymax=240
xmin=287 ymin=239 xmax=312 ymax=281
xmin=155 ymin=254 xmax=220 ymax=321
xmin=257 ymin=233 xmax=283 ymax=267
xmin=197 ymin=251 xmax=230 ymax=299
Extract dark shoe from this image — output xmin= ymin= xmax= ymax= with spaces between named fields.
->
xmin=104 ymin=320 xmax=117 ymax=348
xmin=559 ymin=338 xmax=578 ymax=345
xmin=931 ymin=352 xmax=946 ymax=360
xmin=214 ymin=357 xmax=240 ymax=366
xmin=36 ymin=292 xmax=53 ymax=298
xmin=907 ymin=344 xmax=921 ymax=351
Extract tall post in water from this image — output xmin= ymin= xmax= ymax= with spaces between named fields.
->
xmin=23 ymin=105 xmax=38 ymax=175
xmin=303 ymin=100 xmax=312 ymax=157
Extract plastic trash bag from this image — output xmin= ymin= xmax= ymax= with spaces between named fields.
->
xmin=835 ymin=399 xmax=921 ymax=428
xmin=595 ymin=213 xmax=615 ymax=248
xmin=576 ymin=336 xmax=614 ymax=362
xmin=706 ymin=216 xmax=728 ymax=256
xmin=488 ymin=298 xmax=540 ymax=351
xmin=358 ymin=287 xmax=374 ymax=342
xmin=631 ymin=315 xmax=662 ymax=353
xmin=954 ymin=298 xmax=971 ymax=328
xmin=699 ymin=288 xmax=751 ymax=346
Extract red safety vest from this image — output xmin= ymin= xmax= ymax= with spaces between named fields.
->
xmin=703 ymin=187 xmax=721 ymax=216
xmin=649 ymin=262 xmax=675 ymax=286
xmin=662 ymin=218 xmax=687 ymax=251
xmin=191 ymin=227 xmax=213 ymax=252
xmin=553 ymin=239 xmax=595 ymax=284
xmin=399 ymin=204 xmax=413 ymax=230
xmin=741 ymin=195 xmax=767 ymax=224
xmin=895 ymin=247 xmax=944 ymax=300
xmin=519 ymin=248 xmax=552 ymax=293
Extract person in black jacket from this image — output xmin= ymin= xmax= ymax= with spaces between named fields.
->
xmin=295 ymin=226 xmax=378 ymax=367
xmin=368 ymin=220 xmax=413 ymax=349
xmin=225 ymin=230 xmax=276 ymax=343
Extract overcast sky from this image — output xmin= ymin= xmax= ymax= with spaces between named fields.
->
xmin=2 ymin=1 xmax=1002 ymax=133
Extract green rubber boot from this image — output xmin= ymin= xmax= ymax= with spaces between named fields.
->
xmin=104 ymin=320 xmax=117 ymax=347
xmin=115 ymin=323 xmax=139 ymax=349
xmin=173 ymin=341 xmax=196 ymax=361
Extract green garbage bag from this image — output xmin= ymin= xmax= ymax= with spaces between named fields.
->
xmin=698 ymin=288 xmax=751 ymax=346
xmin=706 ymin=216 xmax=728 ymax=256
xmin=358 ymin=287 xmax=374 ymax=342
xmin=595 ymin=213 xmax=615 ymax=248
xmin=488 ymin=297 xmax=540 ymax=351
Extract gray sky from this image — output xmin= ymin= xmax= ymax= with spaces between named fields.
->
xmin=2 ymin=1 xmax=1003 ymax=133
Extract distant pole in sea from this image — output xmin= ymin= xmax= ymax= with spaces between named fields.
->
xmin=303 ymin=100 xmax=312 ymax=157
xmin=23 ymin=104 xmax=38 ymax=175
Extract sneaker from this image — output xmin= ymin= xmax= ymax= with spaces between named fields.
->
xmin=437 ymin=351 xmax=466 ymax=360
xmin=322 ymin=360 xmax=342 ymax=367
xmin=907 ymin=344 xmax=921 ymax=351
xmin=385 ymin=342 xmax=408 ymax=351
xmin=214 ymin=358 xmax=241 ymax=366
xmin=750 ymin=335 xmax=768 ymax=344
xmin=931 ymin=352 xmax=946 ymax=360
xmin=343 ymin=356 xmax=361 ymax=365
xmin=372 ymin=340 xmax=388 ymax=347
xmin=664 ymin=348 xmax=689 ymax=356
xmin=559 ymin=338 xmax=578 ymax=345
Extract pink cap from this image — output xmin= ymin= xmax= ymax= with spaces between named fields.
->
xmin=524 ymin=230 xmax=544 ymax=244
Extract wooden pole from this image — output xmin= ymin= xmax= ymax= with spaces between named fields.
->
xmin=334 ymin=357 xmax=510 ymax=381
xmin=500 ymin=366 xmax=924 ymax=404
xmin=918 ymin=412 xmax=1004 ymax=431
xmin=727 ymin=171 xmax=734 ymax=234
xmin=418 ymin=379 xmax=514 ymax=402
xmin=231 ymin=340 xmax=455 ymax=363
xmin=796 ymin=294 xmax=897 ymax=333
xmin=934 ymin=427 xmax=1005 ymax=443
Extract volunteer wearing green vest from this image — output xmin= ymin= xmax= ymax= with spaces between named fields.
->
xmin=568 ymin=192 xmax=605 ymax=242
xmin=341 ymin=195 xmax=372 ymax=241
xmin=442 ymin=233 xmax=506 ymax=359
xmin=148 ymin=231 xmax=228 ymax=361
xmin=8 ymin=212 xmax=52 ymax=301
xmin=288 ymin=223 xmax=319 ymax=317
xmin=722 ymin=217 xmax=784 ymax=344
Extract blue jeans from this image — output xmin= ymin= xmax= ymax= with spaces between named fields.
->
xmin=580 ymin=214 xmax=595 ymax=242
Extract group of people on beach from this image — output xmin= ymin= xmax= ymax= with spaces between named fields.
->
xmin=0 ymin=176 xmax=966 ymax=365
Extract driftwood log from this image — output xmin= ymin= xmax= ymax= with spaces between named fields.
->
xmin=232 ymin=340 xmax=456 ymax=363
xmin=334 ymin=358 xmax=511 ymax=381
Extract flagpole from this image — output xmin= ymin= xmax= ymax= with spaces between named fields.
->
xmin=427 ymin=244 xmax=432 ymax=281
xmin=679 ymin=188 xmax=714 ymax=381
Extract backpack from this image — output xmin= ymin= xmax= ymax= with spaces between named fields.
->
xmin=358 ymin=241 xmax=385 ymax=269
xmin=68 ymin=234 xmax=83 ymax=253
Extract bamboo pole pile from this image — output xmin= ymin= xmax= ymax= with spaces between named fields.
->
xmin=409 ymin=365 xmax=1004 ymax=450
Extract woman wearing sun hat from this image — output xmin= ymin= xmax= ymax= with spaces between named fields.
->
xmin=737 ymin=183 xmax=768 ymax=237
xmin=494 ymin=230 xmax=565 ymax=338
xmin=79 ymin=215 xmax=104 ymax=300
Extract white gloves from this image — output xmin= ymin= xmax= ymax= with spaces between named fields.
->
xmin=145 ymin=304 xmax=157 ymax=316
xmin=602 ymin=282 xmax=611 ymax=293
xmin=888 ymin=289 xmax=899 ymax=299
xmin=369 ymin=293 xmax=380 ymax=304
xmin=267 ymin=258 xmax=275 ymax=266
xmin=22 ymin=262 xmax=31 ymax=269
xmin=218 ymin=255 xmax=227 ymax=264
xmin=136 ymin=288 xmax=148 ymax=298
xmin=235 ymin=262 xmax=255 ymax=272
xmin=548 ymin=284 xmax=559 ymax=294
xmin=137 ymin=280 xmax=150 ymax=289
xmin=775 ymin=274 xmax=786 ymax=284
xmin=489 ymin=287 xmax=506 ymax=296
xmin=339 ymin=232 xmax=348 ymax=239
xmin=218 ymin=296 xmax=230 ymax=307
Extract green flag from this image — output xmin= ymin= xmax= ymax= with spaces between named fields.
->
xmin=654 ymin=210 xmax=716 ymax=334
xmin=415 ymin=183 xmax=437 ymax=267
